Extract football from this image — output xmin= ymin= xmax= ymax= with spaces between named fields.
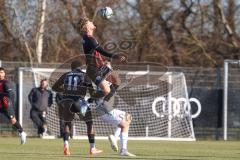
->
xmin=99 ymin=7 xmax=113 ymax=19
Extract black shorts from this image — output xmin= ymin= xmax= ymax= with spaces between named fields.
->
xmin=87 ymin=64 xmax=113 ymax=86
xmin=78 ymin=107 xmax=93 ymax=123
xmin=57 ymin=98 xmax=93 ymax=122
xmin=87 ymin=65 xmax=121 ymax=86
xmin=0 ymin=101 xmax=15 ymax=120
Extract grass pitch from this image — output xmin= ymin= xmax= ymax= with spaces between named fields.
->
xmin=0 ymin=137 xmax=239 ymax=160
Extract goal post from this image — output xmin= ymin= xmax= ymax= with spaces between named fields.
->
xmin=18 ymin=67 xmax=200 ymax=141
xmin=18 ymin=67 xmax=56 ymax=136
xmin=223 ymin=59 xmax=240 ymax=140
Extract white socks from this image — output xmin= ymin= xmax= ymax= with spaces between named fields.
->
xmin=120 ymin=132 xmax=128 ymax=150
xmin=114 ymin=127 xmax=121 ymax=138
xmin=64 ymin=140 xmax=69 ymax=146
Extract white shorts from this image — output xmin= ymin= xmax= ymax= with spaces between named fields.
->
xmin=101 ymin=109 xmax=126 ymax=127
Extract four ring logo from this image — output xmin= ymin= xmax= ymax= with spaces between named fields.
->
xmin=152 ymin=97 xmax=201 ymax=118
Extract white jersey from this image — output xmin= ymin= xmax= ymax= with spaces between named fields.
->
xmin=95 ymin=99 xmax=126 ymax=126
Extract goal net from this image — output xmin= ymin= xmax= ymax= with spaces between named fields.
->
xmin=223 ymin=59 xmax=240 ymax=140
xmin=18 ymin=65 xmax=196 ymax=140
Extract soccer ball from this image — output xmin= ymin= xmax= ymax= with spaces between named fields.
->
xmin=99 ymin=7 xmax=113 ymax=19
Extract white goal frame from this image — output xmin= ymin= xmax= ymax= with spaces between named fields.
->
xmin=18 ymin=67 xmax=198 ymax=141
xmin=223 ymin=59 xmax=240 ymax=140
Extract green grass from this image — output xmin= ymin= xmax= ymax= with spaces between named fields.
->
xmin=0 ymin=137 xmax=240 ymax=160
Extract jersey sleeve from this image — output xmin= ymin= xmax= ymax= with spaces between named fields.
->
xmin=88 ymin=36 xmax=99 ymax=50
xmin=3 ymin=81 xmax=14 ymax=99
xmin=88 ymin=37 xmax=118 ymax=59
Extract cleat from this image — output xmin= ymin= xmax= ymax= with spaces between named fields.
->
xmin=64 ymin=144 xmax=70 ymax=156
xmin=90 ymin=148 xmax=103 ymax=155
xmin=108 ymin=135 xmax=118 ymax=152
xmin=42 ymin=132 xmax=49 ymax=138
xmin=120 ymin=149 xmax=136 ymax=157
xmin=40 ymin=132 xmax=55 ymax=139
xmin=19 ymin=131 xmax=27 ymax=145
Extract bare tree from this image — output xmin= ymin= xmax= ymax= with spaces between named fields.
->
xmin=35 ymin=0 xmax=46 ymax=64
xmin=1 ymin=0 xmax=240 ymax=67
xmin=0 ymin=0 xmax=30 ymax=61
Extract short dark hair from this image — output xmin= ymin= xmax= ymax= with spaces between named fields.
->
xmin=71 ymin=60 xmax=82 ymax=70
xmin=40 ymin=78 xmax=48 ymax=83
xmin=0 ymin=67 xmax=5 ymax=71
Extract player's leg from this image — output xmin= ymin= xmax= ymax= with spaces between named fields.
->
xmin=88 ymin=64 xmax=115 ymax=99
xmin=63 ymin=122 xmax=71 ymax=155
xmin=59 ymin=119 xmax=65 ymax=138
xmin=30 ymin=109 xmax=45 ymax=136
xmin=108 ymin=126 xmax=121 ymax=152
xmin=105 ymin=106 xmax=122 ymax=152
xmin=57 ymin=99 xmax=75 ymax=155
xmin=98 ymin=79 xmax=111 ymax=95
xmin=84 ymin=108 xmax=103 ymax=155
xmin=58 ymin=98 xmax=75 ymax=122
xmin=114 ymin=127 xmax=121 ymax=138
xmin=40 ymin=111 xmax=48 ymax=135
xmin=101 ymin=71 xmax=121 ymax=101
xmin=101 ymin=109 xmax=136 ymax=156
xmin=118 ymin=113 xmax=136 ymax=157
xmin=10 ymin=116 xmax=27 ymax=145
xmin=100 ymin=109 xmax=122 ymax=151
xmin=4 ymin=102 xmax=27 ymax=144
xmin=87 ymin=66 xmax=110 ymax=96
xmin=106 ymin=71 xmax=121 ymax=89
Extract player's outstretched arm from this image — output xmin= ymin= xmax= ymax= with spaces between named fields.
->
xmin=96 ymin=45 xmax=126 ymax=62
xmin=88 ymin=36 xmax=125 ymax=61
xmin=3 ymin=81 xmax=14 ymax=98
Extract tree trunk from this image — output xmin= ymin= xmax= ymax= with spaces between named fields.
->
xmin=36 ymin=0 xmax=47 ymax=64
xmin=226 ymin=0 xmax=236 ymax=33
xmin=213 ymin=0 xmax=221 ymax=40
xmin=215 ymin=0 xmax=238 ymax=47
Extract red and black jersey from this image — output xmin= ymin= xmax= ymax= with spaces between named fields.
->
xmin=82 ymin=34 xmax=118 ymax=69
xmin=0 ymin=79 xmax=14 ymax=109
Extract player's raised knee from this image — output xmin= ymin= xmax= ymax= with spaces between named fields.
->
xmin=125 ymin=113 xmax=132 ymax=123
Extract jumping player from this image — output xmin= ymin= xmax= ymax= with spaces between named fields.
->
xmin=0 ymin=67 xmax=27 ymax=144
xmin=52 ymin=60 xmax=102 ymax=155
xmin=76 ymin=17 xmax=135 ymax=156
xmin=77 ymin=17 xmax=126 ymax=102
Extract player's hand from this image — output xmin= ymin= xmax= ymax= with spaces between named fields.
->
xmin=112 ymin=53 xmax=127 ymax=63
xmin=119 ymin=55 xmax=126 ymax=62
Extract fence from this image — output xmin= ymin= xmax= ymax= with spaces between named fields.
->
xmin=0 ymin=61 xmax=239 ymax=140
